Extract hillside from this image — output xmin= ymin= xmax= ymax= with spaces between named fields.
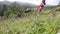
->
xmin=0 ymin=1 xmax=37 ymax=8
xmin=0 ymin=4 xmax=60 ymax=34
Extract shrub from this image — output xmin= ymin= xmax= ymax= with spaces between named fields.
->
xmin=0 ymin=4 xmax=7 ymax=16
xmin=4 ymin=2 xmax=23 ymax=18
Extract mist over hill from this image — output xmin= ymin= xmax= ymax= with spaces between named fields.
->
xmin=0 ymin=1 xmax=38 ymax=8
xmin=0 ymin=1 xmax=60 ymax=8
xmin=17 ymin=2 xmax=38 ymax=8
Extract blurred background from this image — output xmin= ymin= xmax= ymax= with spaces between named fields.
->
xmin=0 ymin=0 xmax=60 ymax=34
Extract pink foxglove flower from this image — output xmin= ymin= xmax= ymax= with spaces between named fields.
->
xmin=42 ymin=0 xmax=46 ymax=5
xmin=52 ymin=13 xmax=56 ymax=18
xmin=51 ymin=12 xmax=56 ymax=19
xmin=38 ymin=0 xmax=46 ymax=14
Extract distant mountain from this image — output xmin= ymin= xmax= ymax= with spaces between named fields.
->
xmin=0 ymin=1 xmax=11 ymax=5
xmin=0 ymin=1 xmax=59 ymax=8
xmin=16 ymin=2 xmax=38 ymax=8
xmin=59 ymin=1 xmax=60 ymax=5
xmin=0 ymin=1 xmax=38 ymax=8
xmin=0 ymin=1 xmax=10 ymax=9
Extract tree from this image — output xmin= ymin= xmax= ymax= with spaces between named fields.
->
xmin=0 ymin=4 xmax=7 ymax=16
xmin=4 ymin=2 xmax=23 ymax=18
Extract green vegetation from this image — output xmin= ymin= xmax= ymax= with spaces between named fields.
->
xmin=0 ymin=2 xmax=24 ymax=18
xmin=0 ymin=4 xmax=60 ymax=34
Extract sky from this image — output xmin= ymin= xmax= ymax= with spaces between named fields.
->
xmin=0 ymin=0 xmax=60 ymax=6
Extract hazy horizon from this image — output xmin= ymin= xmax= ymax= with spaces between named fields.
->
xmin=0 ymin=0 xmax=60 ymax=6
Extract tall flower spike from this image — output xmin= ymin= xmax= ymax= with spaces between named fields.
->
xmin=38 ymin=0 xmax=46 ymax=14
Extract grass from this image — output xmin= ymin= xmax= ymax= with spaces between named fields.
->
xmin=0 ymin=9 xmax=60 ymax=34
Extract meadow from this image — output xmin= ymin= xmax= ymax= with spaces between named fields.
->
xmin=0 ymin=4 xmax=60 ymax=34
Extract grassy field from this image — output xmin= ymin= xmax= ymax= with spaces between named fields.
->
xmin=0 ymin=6 xmax=60 ymax=34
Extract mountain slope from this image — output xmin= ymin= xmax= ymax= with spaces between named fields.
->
xmin=17 ymin=2 xmax=38 ymax=8
xmin=0 ymin=1 xmax=37 ymax=8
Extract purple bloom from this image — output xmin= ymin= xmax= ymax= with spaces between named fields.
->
xmin=38 ymin=0 xmax=46 ymax=13
xmin=52 ymin=13 xmax=56 ymax=18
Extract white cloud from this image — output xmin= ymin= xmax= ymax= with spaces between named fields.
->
xmin=46 ymin=0 xmax=59 ymax=6
xmin=0 ymin=0 xmax=4 ymax=1
xmin=7 ymin=0 xmax=42 ymax=5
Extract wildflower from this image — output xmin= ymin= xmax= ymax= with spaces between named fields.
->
xmin=51 ymin=11 xmax=56 ymax=19
xmin=38 ymin=0 xmax=46 ymax=14
xmin=38 ymin=4 xmax=44 ymax=13
xmin=52 ymin=13 xmax=56 ymax=18
xmin=42 ymin=0 xmax=46 ymax=5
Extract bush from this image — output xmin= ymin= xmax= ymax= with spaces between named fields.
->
xmin=4 ymin=2 xmax=23 ymax=18
xmin=0 ymin=4 xmax=7 ymax=16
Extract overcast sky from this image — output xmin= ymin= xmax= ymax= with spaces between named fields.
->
xmin=0 ymin=0 xmax=60 ymax=6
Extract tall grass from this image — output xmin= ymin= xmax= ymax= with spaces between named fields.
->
xmin=0 ymin=5 xmax=60 ymax=34
xmin=0 ymin=8 xmax=60 ymax=34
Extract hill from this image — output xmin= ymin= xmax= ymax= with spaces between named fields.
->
xmin=0 ymin=1 xmax=37 ymax=8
